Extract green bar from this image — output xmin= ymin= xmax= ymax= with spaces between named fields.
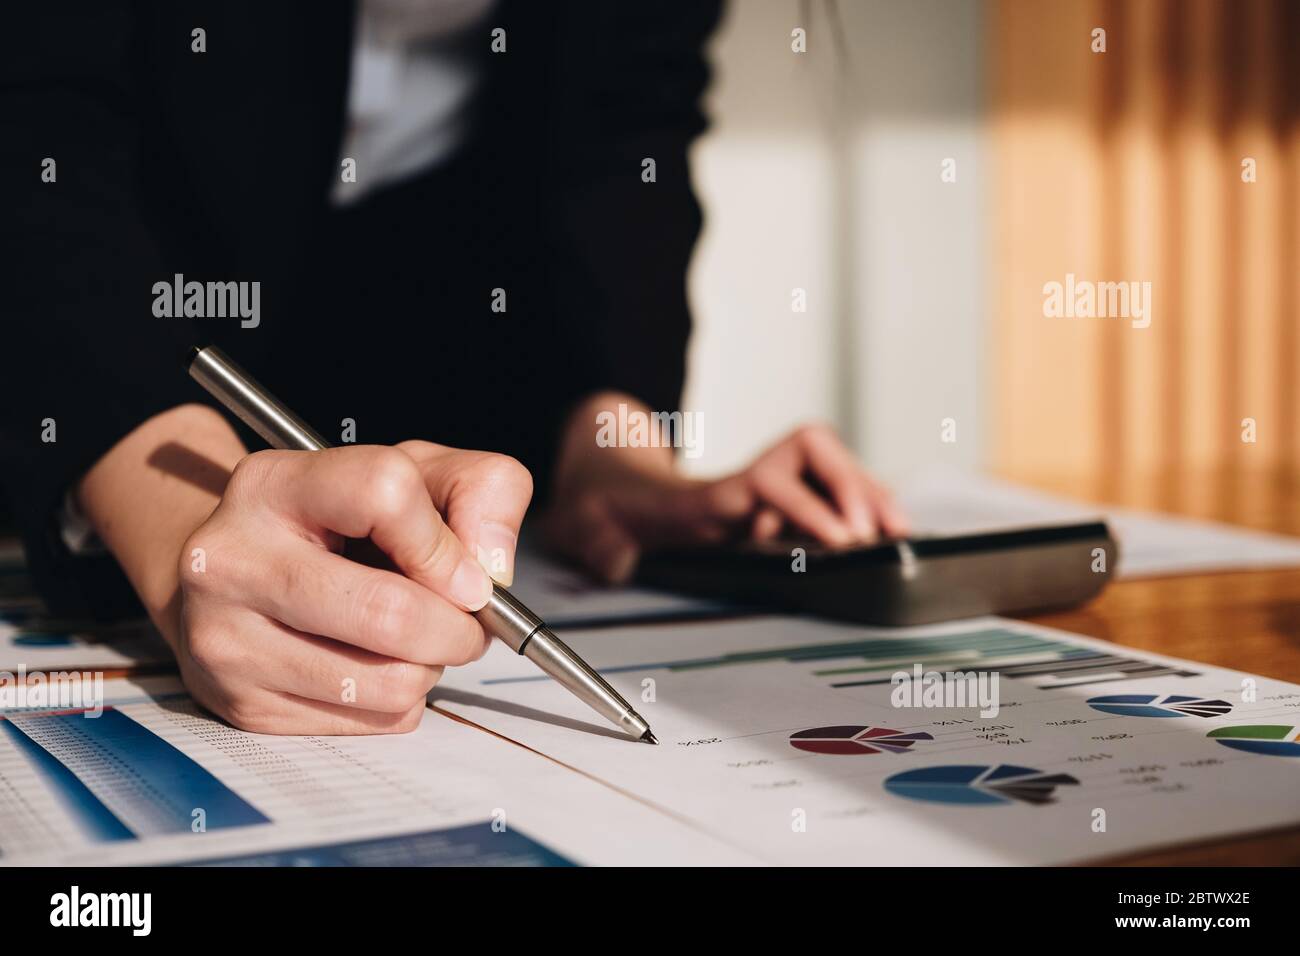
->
xmin=1208 ymin=725 xmax=1291 ymax=740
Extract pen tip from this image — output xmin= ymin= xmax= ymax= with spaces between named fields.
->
xmin=641 ymin=730 xmax=659 ymax=745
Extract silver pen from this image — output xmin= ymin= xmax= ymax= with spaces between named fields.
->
xmin=187 ymin=345 xmax=657 ymax=744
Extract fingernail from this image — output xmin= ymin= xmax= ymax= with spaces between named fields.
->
xmin=476 ymin=520 xmax=517 ymax=586
xmin=451 ymin=558 xmax=492 ymax=611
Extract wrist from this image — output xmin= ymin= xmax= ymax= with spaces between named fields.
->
xmin=77 ymin=403 xmax=247 ymax=644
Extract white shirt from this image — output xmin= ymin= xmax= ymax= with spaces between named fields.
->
xmin=331 ymin=0 xmax=496 ymax=206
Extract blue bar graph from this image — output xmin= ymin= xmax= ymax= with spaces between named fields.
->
xmin=190 ymin=824 xmax=576 ymax=867
xmin=3 ymin=708 xmax=269 ymax=840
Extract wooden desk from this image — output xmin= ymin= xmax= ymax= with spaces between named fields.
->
xmin=1013 ymin=468 xmax=1300 ymax=865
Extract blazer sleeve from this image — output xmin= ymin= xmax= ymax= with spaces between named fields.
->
xmin=0 ymin=3 xmax=201 ymax=617
xmin=540 ymin=1 xmax=723 ymax=419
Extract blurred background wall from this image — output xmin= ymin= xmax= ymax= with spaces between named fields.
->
xmin=681 ymin=0 xmax=1299 ymax=516
xmin=683 ymin=0 xmax=986 ymax=482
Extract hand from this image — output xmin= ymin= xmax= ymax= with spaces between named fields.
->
xmin=176 ymin=442 xmax=532 ymax=734
xmin=542 ymin=396 xmax=907 ymax=584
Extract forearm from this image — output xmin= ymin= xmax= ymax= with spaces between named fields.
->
xmin=75 ymin=404 xmax=247 ymax=648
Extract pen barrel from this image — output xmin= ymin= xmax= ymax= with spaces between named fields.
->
xmin=188 ymin=346 xmax=331 ymax=452
xmin=477 ymin=584 xmax=543 ymax=653
xmin=478 ymin=588 xmax=649 ymax=736
xmin=521 ymin=630 xmax=651 ymax=741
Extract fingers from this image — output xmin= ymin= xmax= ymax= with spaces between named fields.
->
xmin=189 ymin=668 xmax=430 ymax=735
xmin=864 ymin=475 xmax=911 ymax=538
xmin=398 ymin=442 xmax=533 ymax=587
xmin=264 ymin=697 xmax=430 ymax=735
xmin=182 ymin=604 xmax=451 ymax=710
xmin=248 ymin=447 xmax=493 ymax=611
xmin=751 ymin=506 xmax=784 ymax=541
xmin=743 ymin=425 xmax=912 ymax=546
xmin=749 ymin=451 xmax=857 ymax=546
xmin=247 ymin=539 xmax=488 ymax=665
xmin=258 ymin=627 xmax=446 ymax=714
xmin=795 ymin=425 xmax=879 ymax=540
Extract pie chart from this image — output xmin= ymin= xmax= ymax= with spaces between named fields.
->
xmin=789 ymin=726 xmax=934 ymax=755
xmin=1207 ymin=725 xmax=1300 ymax=757
xmin=884 ymin=764 xmax=1080 ymax=806
xmin=1086 ymin=694 xmax=1232 ymax=718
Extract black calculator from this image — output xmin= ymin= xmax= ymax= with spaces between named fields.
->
xmin=635 ymin=522 xmax=1118 ymax=626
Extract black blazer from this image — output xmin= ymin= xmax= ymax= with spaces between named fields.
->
xmin=0 ymin=0 xmax=722 ymax=617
